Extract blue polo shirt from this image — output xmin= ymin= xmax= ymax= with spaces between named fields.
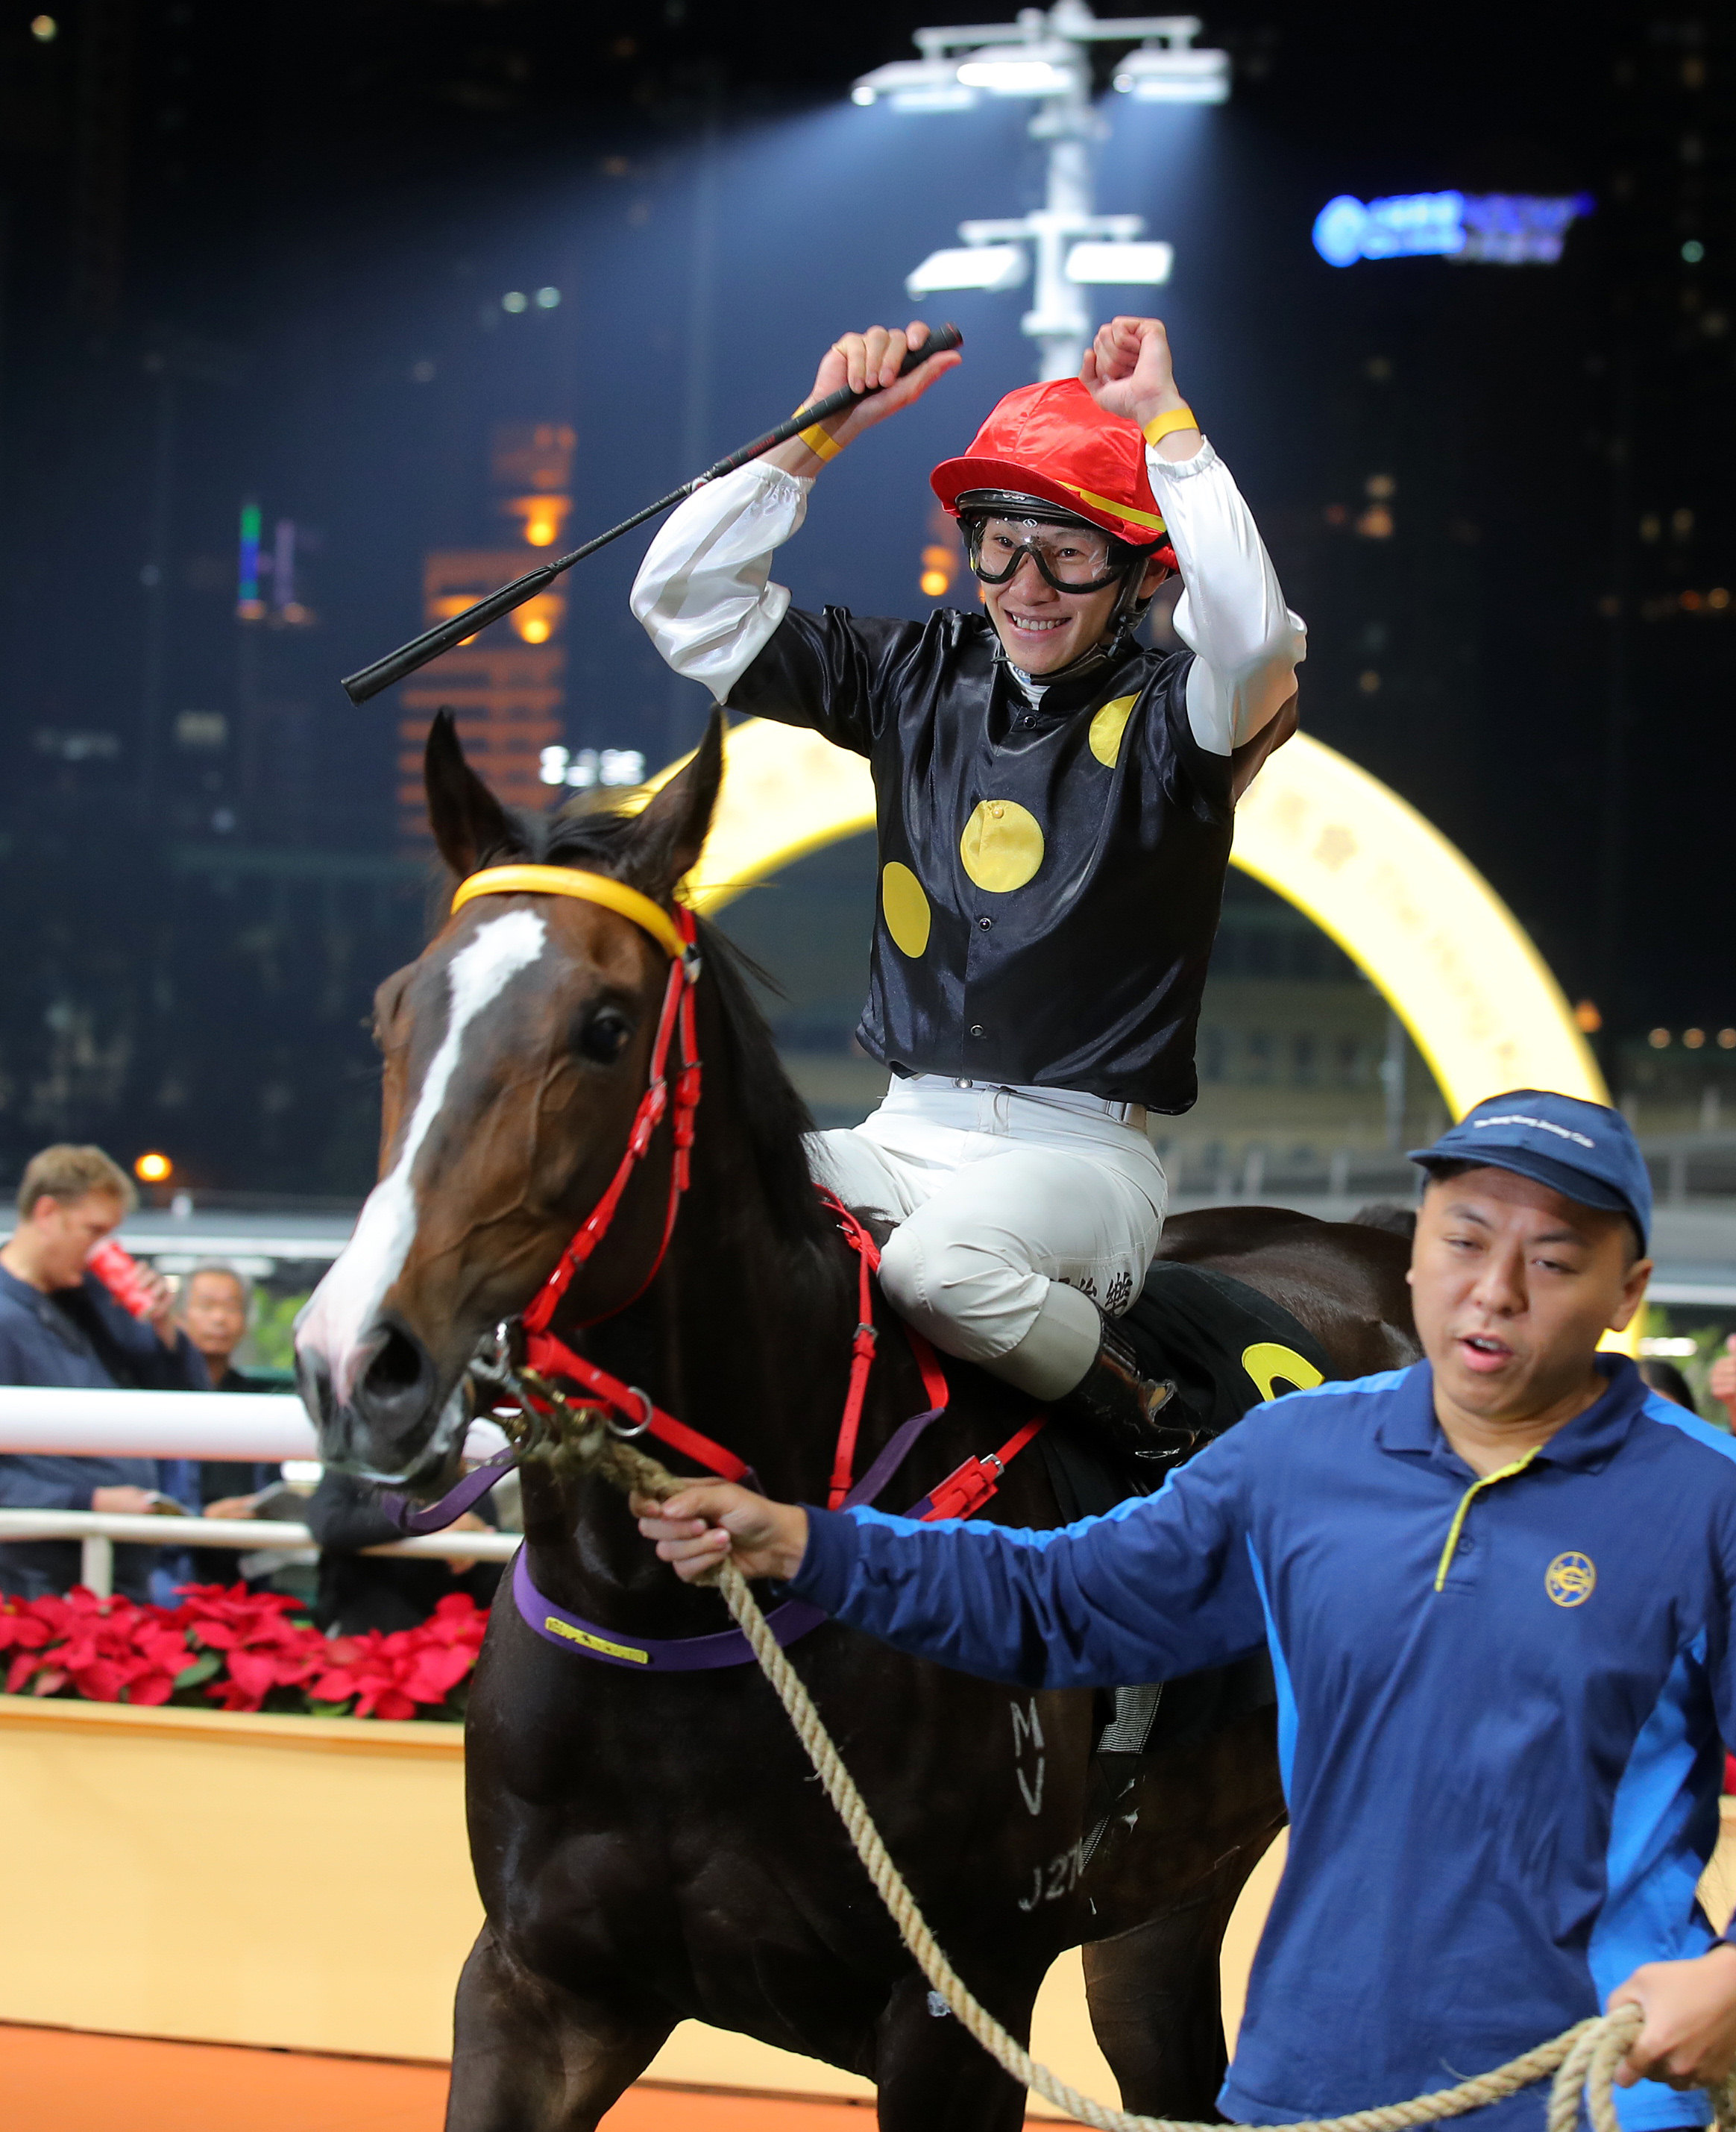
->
xmin=790 ymin=1356 xmax=1736 ymax=2131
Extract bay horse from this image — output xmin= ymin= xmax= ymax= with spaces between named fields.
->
xmin=295 ymin=708 xmax=1418 ymax=2132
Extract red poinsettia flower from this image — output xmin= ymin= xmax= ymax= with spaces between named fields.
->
xmin=0 ymin=1584 xmax=487 ymax=1720
xmin=309 ymin=1594 xmax=489 ymax=1720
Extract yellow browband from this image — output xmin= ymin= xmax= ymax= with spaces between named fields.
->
xmin=450 ymin=866 xmax=686 ymax=962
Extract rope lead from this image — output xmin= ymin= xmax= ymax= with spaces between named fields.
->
xmin=554 ymin=1414 xmax=1725 ymax=2132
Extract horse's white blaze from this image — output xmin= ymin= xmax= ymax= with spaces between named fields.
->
xmin=299 ymin=910 xmax=547 ymax=1402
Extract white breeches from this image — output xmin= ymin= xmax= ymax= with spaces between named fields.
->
xmin=808 ymin=1075 xmax=1168 ymax=1393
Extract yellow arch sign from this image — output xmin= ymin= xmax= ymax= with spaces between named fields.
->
xmin=670 ymin=717 xmax=1635 ymax=1353
xmin=677 ymin=717 xmax=1607 ymax=1123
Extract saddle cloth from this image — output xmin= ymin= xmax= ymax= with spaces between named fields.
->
xmin=1125 ymin=1259 xmax=1333 ymax=1437
xmin=1041 ymin=1257 xmax=1334 ymax=1526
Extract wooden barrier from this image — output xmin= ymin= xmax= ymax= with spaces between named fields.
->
xmin=0 ymin=1694 xmax=1729 ymax=2115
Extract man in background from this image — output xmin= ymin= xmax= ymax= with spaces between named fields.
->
xmin=0 ymin=1145 xmax=207 ymax=1600
xmin=180 ymin=1262 xmax=268 ymax=1399
xmin=180 ymin=1260 xmax=304 ymax=1590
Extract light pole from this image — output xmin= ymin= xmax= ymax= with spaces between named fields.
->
xmin=852 ymin=2 xmax=1228 ymax=380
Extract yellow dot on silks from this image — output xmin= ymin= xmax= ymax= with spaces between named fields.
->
xmin=1089 ymin=694 xmax=1138 ymax=767
xmin=881 ymin=862 xmax=932 ymax=957
xmin=960 ymin=799 xmax=1045 ymax=893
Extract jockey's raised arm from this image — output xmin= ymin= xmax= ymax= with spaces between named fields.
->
xmin=631 ymin=315 xmax=1304 ymax=762
xmin=630 ymin=316 xmax=1307 ymax=1468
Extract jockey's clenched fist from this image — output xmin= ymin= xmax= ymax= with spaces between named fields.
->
xmin=1081 ymin=317 xmax=1198 ymax=453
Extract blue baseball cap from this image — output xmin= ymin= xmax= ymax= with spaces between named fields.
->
xmin=1409 ymin=1090 xmax=1652 ymax=1251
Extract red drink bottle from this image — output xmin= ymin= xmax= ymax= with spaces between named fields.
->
xmin=87 ymin=1238 xmax=158 ymax=1320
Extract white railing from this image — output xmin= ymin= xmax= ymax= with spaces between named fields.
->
xmin=0 ymin=1510 xmax=519 ymax=1600
xmin=0 ymin=1385 xmax=509 ymax=1464
xmin=0 ymin=1386 xmax=519 ymax=1598
xmin=0 ymin=1386 xmax=318 ymax=1457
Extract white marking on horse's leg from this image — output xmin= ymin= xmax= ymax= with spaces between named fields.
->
xmin=300 ymin=910 xmax=547 ymax=1400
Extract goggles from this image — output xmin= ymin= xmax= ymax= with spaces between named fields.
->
xmin=963 ymin=514 xmax=1133 ymax=595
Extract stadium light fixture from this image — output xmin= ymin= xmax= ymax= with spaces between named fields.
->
xmin=1111 ymin=45 xmax=1230 ymax=101
xmin=906 ymin=245 xmax=1031 ymax=295
xmin=852 ymin=4 xmax=1227 ymax=379
xmin=1066 ymin=239 xmax=1174 ymax=284
xmin=849 ymin=58 xmax=977 ymax=110
xmin=955 ymin=46 xmax=1076 ymax=95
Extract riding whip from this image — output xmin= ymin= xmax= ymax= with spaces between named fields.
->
xmin=339 ymin=323 xmax=964 ymax=705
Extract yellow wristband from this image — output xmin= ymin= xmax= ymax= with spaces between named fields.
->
xmin=795 ymin=418 xmax=845 ymax=463
xmin=1142 ymin=406 xmax=1199 ymax=447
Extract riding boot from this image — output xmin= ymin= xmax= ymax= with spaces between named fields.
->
xmin=1049 ymin=1319 xmax=1200 ymax=1466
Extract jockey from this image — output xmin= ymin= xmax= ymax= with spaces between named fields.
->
xmin=632 ymin=318 xmax=1304 ymax=1462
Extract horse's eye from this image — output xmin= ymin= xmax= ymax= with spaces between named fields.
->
xmin=576 ymin=1010 xmax=633 ymax=1064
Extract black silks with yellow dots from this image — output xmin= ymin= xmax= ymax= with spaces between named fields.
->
xmin=726 ymin=605 xmax=1233 ymax=1115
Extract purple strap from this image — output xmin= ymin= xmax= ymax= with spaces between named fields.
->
xmin=839 ymin=1406 xmax=943 ymax=1513
xmin=510 ymin=1406 xmax=949 ymax=1675
xmin=513 ymin=1547 xmax=828 ymax=1670
xmin=380 ymin=1444 xmax=519 ymax=1535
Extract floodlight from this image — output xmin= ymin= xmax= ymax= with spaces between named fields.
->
xmin=850 ymin=57 xmax=976 ymax=110
xmin=955 ymin=47 xmax=1073 ymax=95
xmin=906 ymin=245 xmax=1030 ymax=297
xmin=1065 ymin=240 xmax=1174 ymax=284
xmin=847 ymin=6 xmax=1230 ymax=379
xmin=1112 ymin=46 xmax=1230 ymax=101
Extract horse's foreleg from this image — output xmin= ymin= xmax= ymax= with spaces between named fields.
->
xmin=1082 ymin=1875 xmax=1246 ymax=2122
xmin=872 ymin=1970 xmax=1036 ymax=2132
xmin=444 ymin=1925 xmax=673 ymax=2132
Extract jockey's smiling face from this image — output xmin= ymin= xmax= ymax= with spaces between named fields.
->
xmin=972 ymin=523 xmax=1172 ymax=676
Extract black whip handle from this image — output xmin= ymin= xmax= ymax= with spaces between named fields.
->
xmin=340 ymin=324 xmax=963 ymax=705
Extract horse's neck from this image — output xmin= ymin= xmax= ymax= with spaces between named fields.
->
xmin=520 ymin=1033 xmax=854 ymax=1603
xmin=644 ymin=1136 xmax=849 ymax=1475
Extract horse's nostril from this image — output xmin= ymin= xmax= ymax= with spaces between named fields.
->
xmin=356 ymin=1321 xmax=439 ymax=1424
xmin=362 ymin=1325 xmax=429 ymax=1401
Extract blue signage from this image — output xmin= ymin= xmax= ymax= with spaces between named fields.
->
xmin=1313 ymin=191 xmax=1593 ymax=268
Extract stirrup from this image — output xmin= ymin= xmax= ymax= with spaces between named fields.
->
xmin=1050 ymin=1320 xmax=1201 ymax=1466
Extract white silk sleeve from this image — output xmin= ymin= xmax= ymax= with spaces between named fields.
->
xmin=1148 ymin=441 xmax=1307 ymax=758
xmin=629 ymin=462 xmax=814 ymax=703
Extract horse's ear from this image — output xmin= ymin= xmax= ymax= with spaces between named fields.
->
xmin=425 ymin=708 xmax=513 ymax=879
xmin=625 ymin=708 xmax=723 ymax=899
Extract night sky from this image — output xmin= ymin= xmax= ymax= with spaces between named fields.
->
xmin=0 ymin=1 xmax=1729 ymax=1186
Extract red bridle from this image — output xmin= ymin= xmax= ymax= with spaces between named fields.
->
xmin=447 ymin=863 xmax=729 ymax=1471
xmin=519 ymin=908 xmax=702 ymax=1340
xmin=450 ymin=864 xmax=1035 ymax=1516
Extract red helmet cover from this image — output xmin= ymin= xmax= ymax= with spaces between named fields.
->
xmin=931 ymin=377 xmax=1178 ymax=573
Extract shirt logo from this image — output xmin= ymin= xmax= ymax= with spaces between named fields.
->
xmin=1545 ymin=1552 xmax=1596 ymax=1607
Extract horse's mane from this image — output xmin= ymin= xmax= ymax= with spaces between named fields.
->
xmin=471 ymin=800 xmax=834 ymax=1257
